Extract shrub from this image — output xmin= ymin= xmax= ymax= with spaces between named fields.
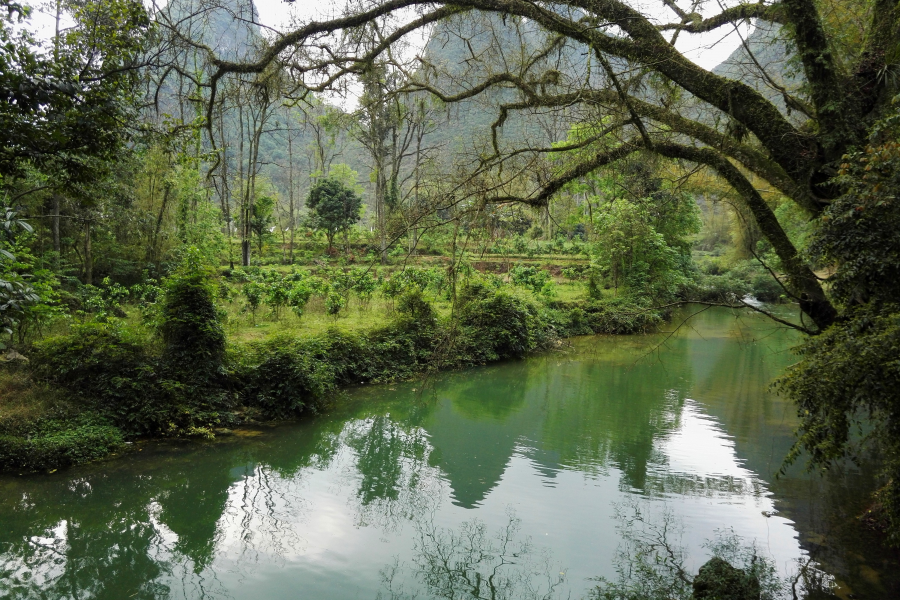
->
xmin=352 ymin=269 xmax=378 ymax=309
xmin=325 ymin=291 xmax=346 ymax=319
xmin=0 ymin=413 xmax=123 ymax=472
xmin=396 ymin=289 xmax=436 ymax=326
xmin=288 ymin=280 xmax=314 ymax=319
xmin=238 ymin=335 xmax=339 ymax=418
xmin=33 ymin=252 xmax=232 ymax=437
xmin=510 ymin=265 xmax=552 ymax=296
xmin=264 ymin=277 xmax=291 ymax=319
xmin=582 ymin=297 xmax=662 ymax=334
xmin=456 ymin=285 xmax=540 ymax=363
xmin=31 ymin=322 xmax=166 ymax=434
xmin=159 ymin=249 xmax=226 ymax=371
xmin=242 ymin=281 xmax=265 ymax=322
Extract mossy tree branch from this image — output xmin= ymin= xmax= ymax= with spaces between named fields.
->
xmin=657 ymin=2 xmax=787 ymax=34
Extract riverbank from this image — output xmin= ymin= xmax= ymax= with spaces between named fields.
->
xmin=3 ymin=308 xmax=890 ymax=599
xmin=0 ymin=282 xmax=663 ymax=474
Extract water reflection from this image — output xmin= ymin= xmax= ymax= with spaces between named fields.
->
xmin=379 ymin=509 xmax=568 ymax=600
xmin=0 ymin=308 xmax=894 ymax=599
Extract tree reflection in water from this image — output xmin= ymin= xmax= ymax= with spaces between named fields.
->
xmin=379 ymin=508 xmax=568 ymax=600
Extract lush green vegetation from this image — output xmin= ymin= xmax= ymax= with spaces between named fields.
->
xmin=1 ymin=0 xmax=900 ymax=577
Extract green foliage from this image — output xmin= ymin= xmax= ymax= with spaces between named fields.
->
xmin=561 ymin=265 xmax=590 ymax=280
xmin=0 ymin=211 xmax=58 ymax=345
xmin=352 ymin=269 xmax=378 ymax=309
xmin=381 ymin=274 xmax=405 ymax=301
xmin=237 ymin=334 xmax=340 ymax=419
xmin=178 ymin=182 xmax=229 ymax=265
xmin=777 ymin=304 xmax=900 ymax=540
xmin=456 ymin=284 xmax=539 ymax=363
xmin=590 ymin=194 xmax=699 ymax=300
xmin=251 ymin=194 xmax=276 ymax=254
xmin=0 ymin=413 xmax=123 ymax=472
xmin=325 ymin=290 xmax=346 ymax=319
xmin=263 ymin=275 xmax=291 ymax=319
xmin=581 ymin=297 xmax=663 ymax=334
xmin=288 ymin=279 xmax=314 ymax=319
xmin=688 ymin=258 xmax=787 ymax=304
xmin=132 ymin=277 xmax=163 ymax=322
xmin=159 ymin=248 xmax=226 ymax=372
xmin=510 ymin=265 xmax=555 ymax=298
xmin=242 ymin=281 xmax=265 ymax=322
xmin=306 ymin=176 xmax=363 ymax=250
xmin=236 ymin=310 xmax=439 ymax=418
xmin=31 ymin=322 xmax=165 ymax=434
xmin=0 ymin=0 xmax=151 ymax=184
xmin=79 ymin=277 xmax=129 ymax=321
xmin=32 ymin=251 xmax=231 ymax=437
xmin=396 ymin=289 xmax=436 ymax=326
xmin=777 ymin=102 xmax=900 ymax=544
xmin=809 ymin=111 xmax=900 ymax=307
xmin=381 ymin=267 xmax=445 ymax=305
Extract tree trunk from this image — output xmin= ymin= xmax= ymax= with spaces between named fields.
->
xmin=84 ymin=219 xmax=92 ymax=286
xmin=377 ymin=165 xmax=387 ymax=264
xmin=150 ymin=184 xmax=170 ymax=274
xmin=657 ymin=142 xmax=837 ymax=330
xmin=51 ymin=194 xmax=61 ymax=269
xmin=287 ymin=128 xmax=295 ymax=264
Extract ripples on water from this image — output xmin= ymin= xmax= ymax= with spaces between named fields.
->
xmin=0 ymin=308 xmax=894 ymax=599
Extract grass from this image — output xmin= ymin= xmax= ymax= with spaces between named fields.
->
xmin=0 ymin=368 xmax=71 ymax=434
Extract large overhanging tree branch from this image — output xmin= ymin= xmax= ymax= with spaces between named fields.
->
xmin=474 ymin=135 xmax=836 ymax=330
xmin=183 ymin=0 xmax=895 ymax=207
xmin=651 ymin=141 xmax=837 ymax=330
xmin=657 ymin=2 xmax=786 ymax=33
xmin=400 ymin=75 xmax=820 ymax=214
xmin=164 ymin=0 xmax=899 ymax=329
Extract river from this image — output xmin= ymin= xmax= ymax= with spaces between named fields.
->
xmin=0 ymin=307 xmax=895 ymax=599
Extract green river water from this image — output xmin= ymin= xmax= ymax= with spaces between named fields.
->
xmin=0 ymin=308 xmax=896 ymax=599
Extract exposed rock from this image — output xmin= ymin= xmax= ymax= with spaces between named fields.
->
xmin=692 ymin=557 xmax=760 ymax=600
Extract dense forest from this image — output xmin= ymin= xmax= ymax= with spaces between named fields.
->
xmin=1 ymin=0 xmax=900 ymax=593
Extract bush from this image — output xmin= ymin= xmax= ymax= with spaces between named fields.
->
xmin=510 ymin=265 xmax=551 ymax=295
xmin=582 ymin=297 xmax=663 ymax=334
xmin=33 ymin=252 xmax=233 ymax=437
xmin=237 ymin=335 xmax=339 ymax=418
xmin=31 ymin=322 xmax=166 ymax=434
xmin=396 ymin=289 xmax=436 ymax=326
xmin=456 ymin=284 xmax=540 ymax=363
xmin=0 ymin=413 xmax=123 ymax=472
xmin=288 ymin=279 xmax=314 ymax=319
xmin=325 ymin=291 xmax=346 ymax=318
xmin=159 ymin=249 xmax=226 ymax=371
xmin=242 ymin=281 xmax=265 ymax=321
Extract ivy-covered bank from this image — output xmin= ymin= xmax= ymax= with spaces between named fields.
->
xmin=0 ymin=255 xmax=661 ymax=473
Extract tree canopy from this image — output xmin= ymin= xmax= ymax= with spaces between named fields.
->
xmin=0 ymin=0 xmax=151 ymax=188
xmin=156 ymin=0 xmax=900 ymax=539
xmin=306 ymin=176 xmax=363 ymax=250
xmin=161 ymin=0 xmax=898 ymax=332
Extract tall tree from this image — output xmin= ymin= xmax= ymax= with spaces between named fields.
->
xmin=181 ymin=0 xmax=900 ymax=331
xmin=163 ymin=0 xmax=900 ymax=536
